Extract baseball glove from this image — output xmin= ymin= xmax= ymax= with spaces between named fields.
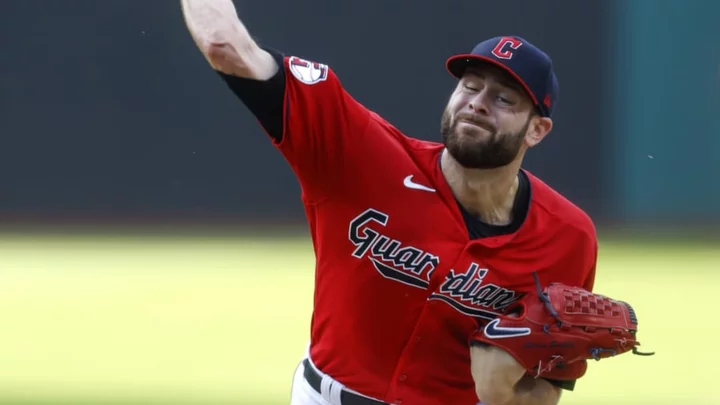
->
xmin=471 ymin=273 xmax=654 ymax=381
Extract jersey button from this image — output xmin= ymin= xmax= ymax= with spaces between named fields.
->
xmin=398 ymin=374 xmax=407 ymax=381
xmin=396 ymin=400 xmax=403 ymax=405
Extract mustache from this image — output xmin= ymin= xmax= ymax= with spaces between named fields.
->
xmin=454 ymin=113 xmax=496 ymax=132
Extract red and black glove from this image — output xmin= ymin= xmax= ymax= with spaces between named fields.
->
xmin=471 ymin=274 xmax=654 ymax=381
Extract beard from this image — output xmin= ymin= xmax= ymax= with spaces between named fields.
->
xmin=441 ymin=109 xmax=529 ymax=169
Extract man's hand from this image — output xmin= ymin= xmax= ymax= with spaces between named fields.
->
xmin=180 ymin=0 xmax=278 ymax=79
xmin=471 ymin=345 xmax=561 ymax=405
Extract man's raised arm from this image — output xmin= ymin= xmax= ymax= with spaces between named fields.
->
xmin=181 ymin=0 xmax=278 ymax=80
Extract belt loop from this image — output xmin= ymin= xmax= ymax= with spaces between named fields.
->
xmin=329 ymin=378 xmax=343 ymax=405
xmin=320 ymin=374 xmax=333 ymax=403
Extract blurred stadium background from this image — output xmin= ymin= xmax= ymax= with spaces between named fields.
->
xmin=1 ymin=0 xmax=718 ymax=404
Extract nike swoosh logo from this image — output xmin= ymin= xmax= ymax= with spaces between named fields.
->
xmin=403 ymin=175 xmax=436 ymax=192
xmin=483 ymin=318 xmax=531 ymax=339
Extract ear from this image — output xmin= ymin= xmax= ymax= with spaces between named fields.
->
xmin=525 ymin=116 xmax=553 ymax=148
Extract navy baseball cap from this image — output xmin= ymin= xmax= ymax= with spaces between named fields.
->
xmin=446 ymin=36 xmax=559 ymax=117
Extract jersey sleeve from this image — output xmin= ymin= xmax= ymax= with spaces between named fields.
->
xmin=274 ymin=55 xmax=371 ymax=202
xmin=581 ymin=236 xmax=598 ymax=292
xmin=218 ymin=48 xmax=371 ymax=203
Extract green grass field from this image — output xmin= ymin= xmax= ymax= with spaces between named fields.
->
xmin=0 ymin=231 xmax=717 ymax=405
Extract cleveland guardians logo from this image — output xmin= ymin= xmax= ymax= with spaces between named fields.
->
xmin=491 ymin=37 xmax=523 ymax=60
xmin=348 ymin=208 xmax=439 ymax=289
xmin=288 ymin=56 xmax=328 ymax=85
xmin=429 ymin=262 xmax=524 ymax=320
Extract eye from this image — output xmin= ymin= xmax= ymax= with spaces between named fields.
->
xmin=496 ymin=94 xmax=514 ymax=105
xmin=463 ymin=84 xmax=479 ymax=92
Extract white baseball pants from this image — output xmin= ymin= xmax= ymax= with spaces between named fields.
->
xmin=289 ymin=356 xmax=387 ymax=405
xmin=288 ymin=351 xmax=483 ymax=405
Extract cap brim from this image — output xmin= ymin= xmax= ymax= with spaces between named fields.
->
xmin=445 ymin=54 xmax=538 ymax=107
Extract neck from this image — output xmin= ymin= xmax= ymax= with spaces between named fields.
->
xmin=440 ymin=149 xmax=522 ymax=226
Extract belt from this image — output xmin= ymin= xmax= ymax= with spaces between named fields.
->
xmin=302 ymin=359 xmax=388 ymax=405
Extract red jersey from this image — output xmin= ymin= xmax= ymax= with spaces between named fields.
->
xmin=226 ymin=54 xmax=597 ymax=405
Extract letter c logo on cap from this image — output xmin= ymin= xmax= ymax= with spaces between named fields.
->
xmin=491 ymin=37 xmax=523 ymax=60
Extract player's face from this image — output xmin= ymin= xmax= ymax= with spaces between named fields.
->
xmin=441 ymin=65 xmax=540 ymax=169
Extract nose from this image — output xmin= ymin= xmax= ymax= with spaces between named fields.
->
xmin=468 ymin=90 xmax=490 ymax=115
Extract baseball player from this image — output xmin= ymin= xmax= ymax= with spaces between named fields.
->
xmin=181 ymin=1 xmax=652 ymax=404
